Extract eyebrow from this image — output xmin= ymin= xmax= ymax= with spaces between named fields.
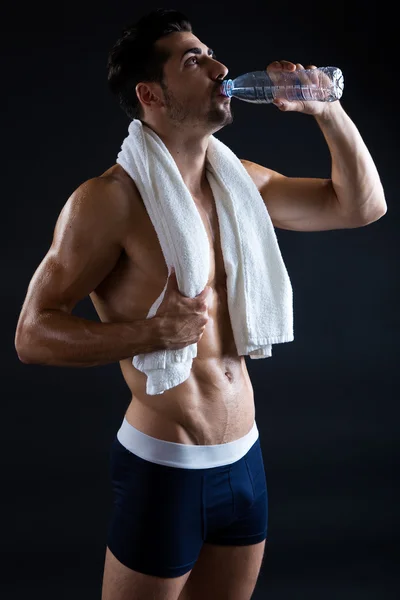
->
xmin=181 ymin=47 xmax=216 ymax=61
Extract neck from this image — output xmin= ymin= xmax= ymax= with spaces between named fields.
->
xmin=141 ymin=120 xmax=211 ymax=197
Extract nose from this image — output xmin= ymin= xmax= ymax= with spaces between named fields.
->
xmin=212 ymin=59 xmax=229 ymax=84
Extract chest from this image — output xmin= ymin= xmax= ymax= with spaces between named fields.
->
xmin=126 ymin=180 xmax=227 ymax=290
xmin=92 ymin=178 xmax=229 ymax=325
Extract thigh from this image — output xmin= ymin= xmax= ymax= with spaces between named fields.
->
xmin=179 ymin=540 xmax=266 ymax=600
xmin=106 ymin=437 xmax=204 ymax=579
xmin=102 ymin=547 xmax=192 ymax=600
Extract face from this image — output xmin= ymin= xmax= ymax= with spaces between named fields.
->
xmin=147 ymin=31 xmax=233 ymax=132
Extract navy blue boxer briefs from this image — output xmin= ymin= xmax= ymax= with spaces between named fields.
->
xmin=106 ymin=418 xmax=268 ymax=578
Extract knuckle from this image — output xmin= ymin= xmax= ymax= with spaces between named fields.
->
xmin=267 ymin=60 xmax=281 ymax=71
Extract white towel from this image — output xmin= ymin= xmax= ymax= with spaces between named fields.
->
xmin=116 ymin=119 xmax=294 ymax=395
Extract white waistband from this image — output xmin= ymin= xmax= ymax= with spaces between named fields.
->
xmin=116 ymin=417 xmax=259 ymax=469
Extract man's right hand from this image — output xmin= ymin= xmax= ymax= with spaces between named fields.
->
xmin=156 ymin=270 xmax=212 ymax=350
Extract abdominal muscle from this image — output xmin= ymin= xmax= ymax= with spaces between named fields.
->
xmin=120 ymin=359 xmax=255 ymax=446
xmin=119 ymin=288 xmax=256 ymax=446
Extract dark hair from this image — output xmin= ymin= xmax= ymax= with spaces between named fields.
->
xmin=107 ymin=8 xmax=192 ymax=121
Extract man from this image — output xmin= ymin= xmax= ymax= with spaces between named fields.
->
xmin=14 ymin=8 xmax=386 ymax=600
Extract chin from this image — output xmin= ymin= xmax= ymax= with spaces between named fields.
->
xmin=207 ymin=105 xmax=233 ymax=126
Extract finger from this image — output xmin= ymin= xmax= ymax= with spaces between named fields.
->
xmin=266 ymin=60 xmax=296 ymax=77
xmin=273 ymin=99 xmax=302 ymax=112
xmin=305 ymin=64 xmax=318 ymax=85
xmin=266 ymin=61 xmax=284 ymax=84
xmin=279 ymin=60 xmax=296 ymax=71
xmin=295 ymin=63 xmax=306 ymax=85
xmin=295 ymin=63 xmax=315 ymax=88
xmin=268 ymin=61 xmax=281 ymax=68
xmin=267 ymin=60 xmax=295 ymax=71
xmin=267 ymin=60 xmax=295 ymax=85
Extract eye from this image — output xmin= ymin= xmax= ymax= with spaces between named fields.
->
xmin=185 ymin=56 xmax=198 ymax=66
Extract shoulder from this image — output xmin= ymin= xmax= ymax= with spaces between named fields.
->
xmin=239 ymin=159 xmax=284 ymax=191
xmin=58 ymin=165 xmax=140 ymax=243
xmin=73 ymin=164 xmax=142 ymax=219
xmin=98 ymin=163 xmax=142 ymax=208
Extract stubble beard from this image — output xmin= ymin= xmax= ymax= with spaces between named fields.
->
xmin=161 ymin=84 xmax=233 ymax=130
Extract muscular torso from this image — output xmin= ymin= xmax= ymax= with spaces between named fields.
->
xmin=89 ymin=163 xmax=255 ymax=446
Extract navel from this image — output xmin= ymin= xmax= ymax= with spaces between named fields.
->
xmin=224 ymin=370 xmax=233 ymax=382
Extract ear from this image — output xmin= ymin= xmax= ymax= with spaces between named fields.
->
xmin=136 ymin=82 xmax=163 ymax=109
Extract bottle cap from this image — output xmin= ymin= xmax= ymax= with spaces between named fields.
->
xmin=221 ymin=79 xmax=233 ymax=98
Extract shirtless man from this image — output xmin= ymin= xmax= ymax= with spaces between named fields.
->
xmin=15 ymin=8 xmax=386 ymax=600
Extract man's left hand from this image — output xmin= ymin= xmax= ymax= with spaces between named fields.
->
xmin=266 ymin=60 xmax=337 ymax=116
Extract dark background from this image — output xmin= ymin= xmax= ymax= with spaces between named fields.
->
xmin=2 ymin=1 xmax=398 ymax=598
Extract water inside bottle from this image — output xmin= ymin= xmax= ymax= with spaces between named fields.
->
xmin=222 ymin=68 xmax=344 ymax=103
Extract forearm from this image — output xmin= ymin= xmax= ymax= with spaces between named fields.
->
xmin=15 ymin=310 xmax=163 ymax=367
xmin=314 ymin=101 xmax=387 ymax=222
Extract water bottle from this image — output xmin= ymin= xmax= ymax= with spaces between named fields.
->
xmin=221 ymin=66 xmax=344 ymax=104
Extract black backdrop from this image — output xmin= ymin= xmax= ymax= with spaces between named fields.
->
xmin=2 ymin=1 xmax=398 ymax=598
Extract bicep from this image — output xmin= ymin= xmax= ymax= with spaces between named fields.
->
xmin=21 ymin=178 xmax=126 ymax=318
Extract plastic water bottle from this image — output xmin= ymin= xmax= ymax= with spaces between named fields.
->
xmin=221 ymin=66 xmax=344 ymax=104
